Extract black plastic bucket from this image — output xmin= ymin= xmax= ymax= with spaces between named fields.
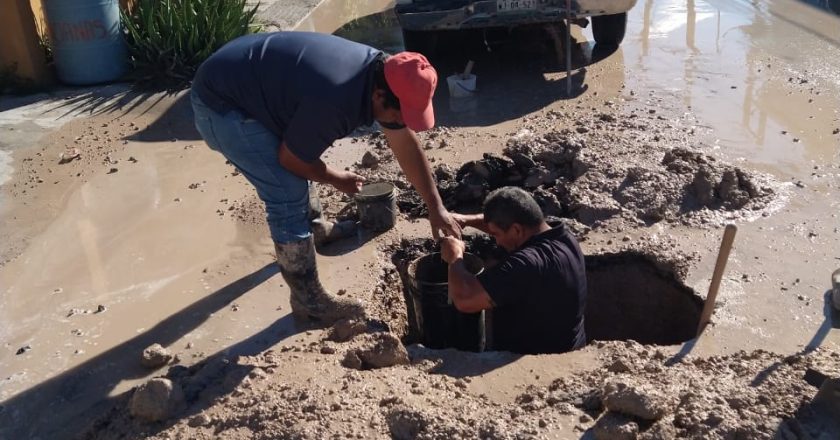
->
xmin=355 ymin=182 xmax=397 ymax=232
xmin=407 ymin=252 xmax=486 ymax=352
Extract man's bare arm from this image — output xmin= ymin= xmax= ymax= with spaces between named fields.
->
xmin=452 ymin=213 xmax=490 ymax=234
xmin=278 ymin=142 xmax=364 ymax=194
xmin=440 ymin=236 xmax=493 ymax=313
xmin=448 ymin=259 xmax=494 ymax=313
xmin=382 ymin=127 xmax=461 ymax=238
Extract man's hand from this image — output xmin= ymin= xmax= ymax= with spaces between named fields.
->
xmin=382 ymin=128 xmax=459 ymax=239
xmin=450 ymin=213 xmax=472 ymax=230
xmin=330 ymin=170 xmax=365 ymax=195
xmin=440 ymin=236 xmax=466 ymax=264
xmin=429 ymin=207 xmax=462 ymax=239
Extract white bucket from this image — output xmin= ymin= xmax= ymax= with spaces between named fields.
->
xmin=446 ymin=74 xmax=477 ymax=98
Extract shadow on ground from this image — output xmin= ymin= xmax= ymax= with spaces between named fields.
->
xmin=0 ymin=262 xmax=300 ymax=440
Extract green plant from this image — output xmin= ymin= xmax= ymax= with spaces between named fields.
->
xmin=33 ymin=13 xmax=53 ymax=64
xmin=121 ymin=0 xmax=259 ymax=87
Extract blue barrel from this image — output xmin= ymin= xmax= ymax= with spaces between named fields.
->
xmin=43 ymin=0 xmax=127 ymax=85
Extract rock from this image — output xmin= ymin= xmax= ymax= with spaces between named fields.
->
xmin=386 ymin=405 xmax=430 ymax=440
xmin=433 ymin=164 xmax=456 ymax=182
xmin=95 ymin=304 xmax=107 ymax=313
xmin=508 ymin=152 xmax=537 ymax=170
xmin=602 ymin=380 xmax=670 ymax=421
xmin=638 ymin=420 xmax=679 ymax=440
xmin=593 ymin=412 xmax=639 ymax=440
xmin=129 ymin=378 xmax=185 ymax=422
xmin=532 ymin=188 xmax=566 ymax=218
xmin=524 ymin=167 xmax=550 ymax=189
xmin=341 ymin=350 xmax=364 ymax=370
xmin=607 ymin=358 xmax=633 ymax=373
xmin=16 ymin=344 xmax=31 ymax=355
xmin=342 ymin=333 xmax=409 ymax=370
xmin=573 ymin=193 xmax=621 ymax=224
xmin=188 ymin=413 xmax=212 ymax=427
xmin=328 ymin=318 xmax=369 ymax=342
xmin=141 ymin=343 xmax=173 ymax=369
xmin=361 ymin=151 xmax=380 ymax=168
xmin=598 ymin=113 xmax=617 ymax=123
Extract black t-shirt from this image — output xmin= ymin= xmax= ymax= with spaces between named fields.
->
xmin=192 ymin=32 xmax=381 ymax=163
xmin=477 ymin=226 xmax=587 ymax=354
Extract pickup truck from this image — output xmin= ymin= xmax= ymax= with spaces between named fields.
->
xmin=395 ymin=0 xmax=638 ymax=52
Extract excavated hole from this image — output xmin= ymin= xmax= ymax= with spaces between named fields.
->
xmin=584 ymin=253 xmax=703 ymax=345
xmin=391 ymin=238 xmax=703 ymax=352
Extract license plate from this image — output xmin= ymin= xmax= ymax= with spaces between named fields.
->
xmin=497 ymin=0 xmax=537 ymax=12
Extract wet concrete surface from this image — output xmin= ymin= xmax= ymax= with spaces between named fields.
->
xmin=1 ymin=0 xmax=839 ymax=438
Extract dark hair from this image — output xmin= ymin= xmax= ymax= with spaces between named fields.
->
xmin=483 ymin=187 xmax=544 ymax=230
xmin=373 ymin=56 xmax=401 ymax=110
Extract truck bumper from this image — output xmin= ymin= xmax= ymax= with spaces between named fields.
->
xmin=395 ymin=0 xmax=637 ymax=31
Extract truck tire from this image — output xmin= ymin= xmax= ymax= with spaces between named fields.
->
xmin=591 ymin=12 xmax=627 ymax=47
xmin=402 ymin=29 xmax=438 ymax=58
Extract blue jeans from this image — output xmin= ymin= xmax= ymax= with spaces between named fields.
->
xmin=190 ymin=90 xmax=310 ymax=244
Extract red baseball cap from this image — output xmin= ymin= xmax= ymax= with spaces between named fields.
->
xmin=384 ymin=52 xmax=437 ymax=131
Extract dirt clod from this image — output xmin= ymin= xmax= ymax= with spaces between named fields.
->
xmin=328 ymin=318 xmax=370 ymax=342
xmin=361 ymin=151 xmax=380 ymax=168
xmin=141 ymin=343 xmax=173 ymax=369
xmin=129 ymin=378 xmax=185 ymax=422
xmin=602 ymin=379 xmax=671 ymax=420
xmin=342 ymin=332 xmax=409 ymax=370
xmin=593 ymin=412 xmax=639 ymax=440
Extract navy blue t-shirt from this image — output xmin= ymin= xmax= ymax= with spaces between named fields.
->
xmin=192 ymin=32 xmax=381 ymax=162
xmin=478 ymin=226 xmax=587 ymax=355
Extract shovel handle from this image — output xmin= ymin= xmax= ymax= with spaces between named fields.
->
xmin=696 ymin=224 xmax=738 ymax=336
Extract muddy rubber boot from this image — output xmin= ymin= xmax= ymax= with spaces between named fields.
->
xmin=275 ymin=237 xmax=366 ymax=325
xmin=308 ymin=184 xmax=323 ymax=221
xmin=312 ymin=218 xmax=358 ymax=247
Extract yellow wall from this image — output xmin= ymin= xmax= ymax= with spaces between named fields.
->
xmin=0 ymin=0 xmax=49 ymax=85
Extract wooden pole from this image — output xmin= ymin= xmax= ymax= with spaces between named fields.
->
xmin=696 ymin=224 xmax=738 ymax=336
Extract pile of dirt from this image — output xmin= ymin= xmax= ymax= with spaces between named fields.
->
xmin=397 ymin=130 xmax=778 ymax=229
xmin=80 ymin=341 xmax=839 ymax=440
xmin=518 ymin=342 xmax=840 ymax=440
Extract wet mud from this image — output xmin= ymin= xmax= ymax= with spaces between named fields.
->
xmin=78 ymin=341 xmax=840 ymax=440
xmin=4 ymin=0 xmax=840 ymax=438
xmin=397 ymin=127 xmax=780 ymax=230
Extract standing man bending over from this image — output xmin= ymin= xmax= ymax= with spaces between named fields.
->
xmin=191 ymin=32 xmax=461 ymax=326
xmin=440 ymin=187 xmax=587 ymax=354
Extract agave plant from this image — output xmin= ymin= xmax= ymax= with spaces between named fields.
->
xmin=121 ymin=0 xmax=259 ymax=87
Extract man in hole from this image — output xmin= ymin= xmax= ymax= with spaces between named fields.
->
xmin=191 ymin=32 xmax=461 ymax=325
xmin=440 ymin=187 xmax=586 ymax=354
